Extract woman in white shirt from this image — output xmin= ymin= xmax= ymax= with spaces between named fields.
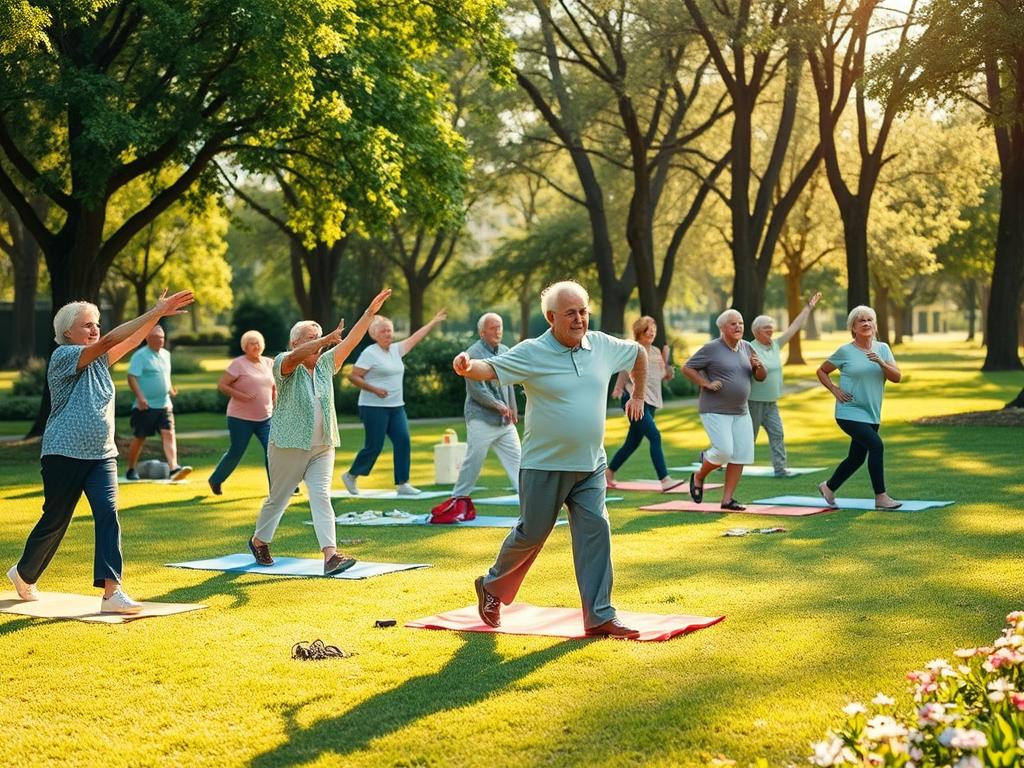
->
xmin=341 ymin=309 xmax=446 ymax=495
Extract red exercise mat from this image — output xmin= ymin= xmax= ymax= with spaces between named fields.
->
xmin=406 ymin=602 xmax=724 ymax=642
xmin=639 ymin=500 xmax=832 ymax=517
xmin=609 ymin=480 xmax=722 ymax=493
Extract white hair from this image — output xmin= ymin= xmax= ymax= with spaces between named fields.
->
xmin=751 ymin=315 xmax=774 ymax=333
xmin=540 ymin=280 xmax=589 ymax=316
xmin=240 ymin=329 xmax=266 ymax=352
xmin=716 ymin=309 xmax=743 ymax=330
xmin=53 ymin=301 xmax=98 ymax=345
xmin=368 ymin=315 xmax=393 ymax=340
xmin=477 ymin=312 xmax=502 ymax=333
xmin=288 ymin=320 xmax=322 ymax=348
xmin=847 ymin=305 xmax=877 ymax=336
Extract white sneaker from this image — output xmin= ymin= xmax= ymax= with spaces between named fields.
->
xmin=100 ymin=588 xmax=144 ymax=615
xmin=341 ymin=471 xmax=360 ymax=495
xmin=395 ymin=483 xmax=421 ymax=496
xmin=7 ymin=565 xmax=40 ymax=601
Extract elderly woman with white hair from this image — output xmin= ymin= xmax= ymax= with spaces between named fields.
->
xmin=248 ymin=289 xmax=391 ymax=574
xmin=208 ymin=330 xmax=276 ymax=495
xmin=748 ymin=291 xmax=822 ymax=477
xmin=7 ymin=290 xmax=194 ymax=613
xmin=816 ymin=305 xmax=902 ymax=509
xmin=341 ymin=308 xmax=447 ymax=496
xmin=682 ymin=309 xmax=767 ymax=510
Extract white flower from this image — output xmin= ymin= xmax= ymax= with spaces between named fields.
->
xmin=954 ymin=757 xmax=982 ymax=768
xmin=842 ymin=702 xmax=867 ymax=717
xmin=939 ymin=727 xmax=988 ymax=750
xmin=872 ymin=693 xmax=895 ymax=706
xmin=865 ymin=715 xmax=908 ymax=740
xmin=910 ymin=747 xmax=924 ymax=760
xmin=958 ymin=665 xmax=971 ymax=675
xmin=925 ymin=658 xmax=951 ymax=671
xmin=953 ymin=648 xmax=976 ymax=658
xmin=809 ymin=737 xmax=848 ymax=766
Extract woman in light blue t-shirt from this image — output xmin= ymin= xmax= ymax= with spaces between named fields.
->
xmin=342 ymin=309 xmax=446 ymax=496
xmin=816 ymin=305 xmax=902 ymax=509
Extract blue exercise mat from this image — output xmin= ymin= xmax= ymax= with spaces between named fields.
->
xmin=167 ymin=554 xmax=430 ymax=579
xmin=752 ymin=495 xmax=954 ymax=512
xmin=670 ymin=464 xmax=825 ymax=477
xmin=329 ymin=489 xmax=451 ymax=500
xmin=474 ymin=494 xmax=624 ymax=507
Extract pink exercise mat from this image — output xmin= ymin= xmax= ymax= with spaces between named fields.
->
xmin=406 ymin=602 xmax=724 ymax=642
xmin=608 ymin=479 xmax=722 ymax=493
xmin=639 ymin=500 xmax=832 ymax=517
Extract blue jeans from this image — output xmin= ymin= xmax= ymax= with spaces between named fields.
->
xmin=19 ymin=455 xmax=122 ymax=588
xmin=349 ymin=406 xmax=411 ymax=484
xmin=826 ymin=418 xmax=885 ymax=494
xmin=608 ymin=394 xmax=668 ymax=479
xmin=209 ymin=416 xmax=271 ymax=487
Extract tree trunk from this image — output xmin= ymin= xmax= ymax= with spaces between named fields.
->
xmin=964 ymin=277 xmax=977 ymax=341
xmin=874 ymin=282 xmax=891 ymax=345
xmin=407 ymin=274 xmax=426 ymax=332
xmin=982 ymin=151 xmax=1024 ymax=370
xmin=841 ymin=202 xmax=871 ymax=311
xmin=518 ymin=282 xmax=531 ymax=342
xmin=1007 ymin=386 xmax=1024 ymax=408
xmin=784 ymin=268 xmax=805 ymax=365
xmin=6 ymin=213 xmax=40 ymax=366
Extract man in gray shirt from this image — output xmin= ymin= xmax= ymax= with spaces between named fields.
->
xmin=432 ymin=313 xmax=521 ymax=523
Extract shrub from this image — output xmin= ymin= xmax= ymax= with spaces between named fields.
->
xmin=665 ymin=372 xmax=698 ymax=398
xmin=0 ymin=395 xmax=42 ymax=420
xmin=808 ymin=611 xmax=1024 ymax=767
xmin=229 ymin=301 xmax=290 ymax=357
xmin=399 ymin=334 xmax=474 ymax=419
xmin=11 ymin=357 xmax=48 ymax=396
xmin=172 ymin=329 xmax=231 ymax=346
xmin=169 ymin=353 xmax=204 ymax=374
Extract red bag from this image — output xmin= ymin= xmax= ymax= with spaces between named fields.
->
xmin=430 ymin=496 xmax=476 ymax=524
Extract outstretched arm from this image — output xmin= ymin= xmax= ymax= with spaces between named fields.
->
xmin=401 ymin=308 xmax=446 ymax=355
xmin=331 ymin=289 xmax=392 ymax=372
xmin=778 ymin=291 xmax=822 ymax=347
xmin=93 ymin=290 xmax=194 ymax=370
xmin=453 ymin=353 xmax=497 ymax=381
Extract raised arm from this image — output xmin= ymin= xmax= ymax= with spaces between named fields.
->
xmin=280 ymin=321 xmax=345 ymax=377
xmin=401 ymin=308 xmax=446 ymax=355
xmin=331 ymin=289 xmax=392 ymax=372
xmin=92 ymin=290 xmax=195 ymax=369
xmin=778 ymin=291 xmax=822 ymax=347
xmin=453 ymin=353 xmax=497 ymax=381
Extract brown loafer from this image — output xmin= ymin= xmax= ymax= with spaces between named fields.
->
xmin=585 ymin=618 xmax=640 ymax=639
xmin=474 ymin=576 xmax=501 ymax=627
xmin=324 ymin=553 xmax=357 ymax=575
xmin=248 ymin=537 xmax=273 ymax=566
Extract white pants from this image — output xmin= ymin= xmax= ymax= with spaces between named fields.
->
xmin=254 ymin=443 xmax=336 ymax=550
xmin=451 ymin=419 xmax=522 ymax=497
xmin=700 ymin=412 xmax=755 ymax=466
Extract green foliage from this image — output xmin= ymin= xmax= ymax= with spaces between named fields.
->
xmin=172 ymin=330 xmax=232 ymax=347
xmin=399 ymin=334 xmax=475 ymax=418
xmin=229 ymin=301 xmax=290 ymax=357
xmin=0 ymin=394 xmax=40 ymax=419
xmin=169 ymin=354 xmax=203 ymax=375
xmin=10 ymin=356 xmax=47 ymax=396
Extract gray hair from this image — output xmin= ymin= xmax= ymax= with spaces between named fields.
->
xmin=750 ymin=315 xmax=774 ymax=334
xmin=368 ymin=315 xmax=393 ymax=339
xmin=240 ymin=329 xmax=266 ymax=352
xmin=477 ymin=312 xmax=502 ymax=333
xmin=53 ymin=301 xmax=99 ymax=345
xmin=540 ymin=280 xmax=589 ymax=316
xmin=846 ymin=305 xmax=877 ymax=336
xmin=288 ymin=320 xmax=322 ymax=348
xmin=716 ymin=309 xmax=743 ymax=330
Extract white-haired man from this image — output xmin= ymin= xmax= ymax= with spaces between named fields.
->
xmin=432 ymin=313 xmax=522 ymax=523
xmin=453 ymin=281 xmax=647 ymax=638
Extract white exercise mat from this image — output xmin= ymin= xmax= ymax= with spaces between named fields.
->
xmin=329 ymin=489 xmax=451 ymax=500
xmin=166 ymin=553 xmax=430 ymax=579
xmin=0 ymin=591 xmax=206 ymax=624
xmin=670 ymin=464 xmax=825 ymax=477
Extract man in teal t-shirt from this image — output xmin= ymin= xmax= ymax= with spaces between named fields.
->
xmin=453 ymin=281 xmax=648 ymax=639
xmin=125 ymin=325 xmax=191 ymax=481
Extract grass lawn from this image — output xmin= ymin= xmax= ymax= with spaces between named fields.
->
xmin=1 ymin=337 xmax=1021 ymax=767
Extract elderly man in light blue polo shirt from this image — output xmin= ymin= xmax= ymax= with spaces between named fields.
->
xmin=453 ymin=280 xmax=647 ymax=638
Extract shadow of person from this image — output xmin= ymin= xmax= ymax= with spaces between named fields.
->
xmin=248 ymin=631 xmax=577 ymax=767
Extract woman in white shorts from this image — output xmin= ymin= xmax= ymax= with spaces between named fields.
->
xmin=681 ymin=309 xmax=766 ymax=510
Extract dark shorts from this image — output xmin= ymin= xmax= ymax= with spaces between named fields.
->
xmin=130 ymin=407 xmax=174 ymax=437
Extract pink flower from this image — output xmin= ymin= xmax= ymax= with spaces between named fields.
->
xmin=917 ymin=702 xmax=948 ymax=727
xmin=1010 ymin=692 xmax=1024 ymax=710
xmin=1006 ymin=610 xmax=1024 ymax=623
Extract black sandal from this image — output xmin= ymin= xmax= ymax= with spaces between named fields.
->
xmin=689 ymin=473 xmax=703 ymax=504
xmin=720 ymin=499 xmax=747 ymax=511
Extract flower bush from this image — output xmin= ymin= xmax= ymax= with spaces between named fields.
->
xmin=809 ymin=611 xmax=1024 ymax=767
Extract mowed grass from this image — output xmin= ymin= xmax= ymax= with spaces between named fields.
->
xmin=0 ymin=337 xmax=1021 ymax=767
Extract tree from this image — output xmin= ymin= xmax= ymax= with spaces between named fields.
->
xmin=682 ymin=0 xmax=824 ymax=327
xmin=899 ymin=0 xmax=1024 ymax=370
xmin=0 ymin=192 xmax=46 ymax=365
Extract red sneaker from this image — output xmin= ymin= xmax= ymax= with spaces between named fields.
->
xmin=457 ymin=497 xmax=477 ymax=521
xmin=429 ymin=498 xmax=462 ymax=524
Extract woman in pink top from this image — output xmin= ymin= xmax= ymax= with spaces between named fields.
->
xmin=208 ymin=330 xmax=276 ymax=495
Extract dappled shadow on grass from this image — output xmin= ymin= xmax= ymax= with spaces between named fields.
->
xmin=247 ymin=633 xmax=576 ymax=768
xmin=147 ymin=569 xmax=257 ymax=610
xmin=0 ymin=615 xmax=50 ymax=639
xmin=4 ymin=488 xmax=43 ymax=500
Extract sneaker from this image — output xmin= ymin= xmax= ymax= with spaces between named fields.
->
xmin=169 ymin=465 xmax=192 ymax=481
xmin=474 ymin=576 xmax=501 ymax=627
xmin=7 ymin=565 xmax=40 ymax=601
xmin=208 ymin=478 xmax=223 ymax=495
xmin=395 ymin=483 xmax=421 ymax=496
xmin=125 ymin=468 xmax=140 ymax=481
xmin=100 ymin=588 xmax=144 ymax=615
xmin=341 ymin=471 xmax=359 ymax=495
xmin=660 ymin=476 xmax=685 ymax=492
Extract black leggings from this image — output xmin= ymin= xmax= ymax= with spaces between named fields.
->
xmin=825 ymin=419 xmax=885 ymax=495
